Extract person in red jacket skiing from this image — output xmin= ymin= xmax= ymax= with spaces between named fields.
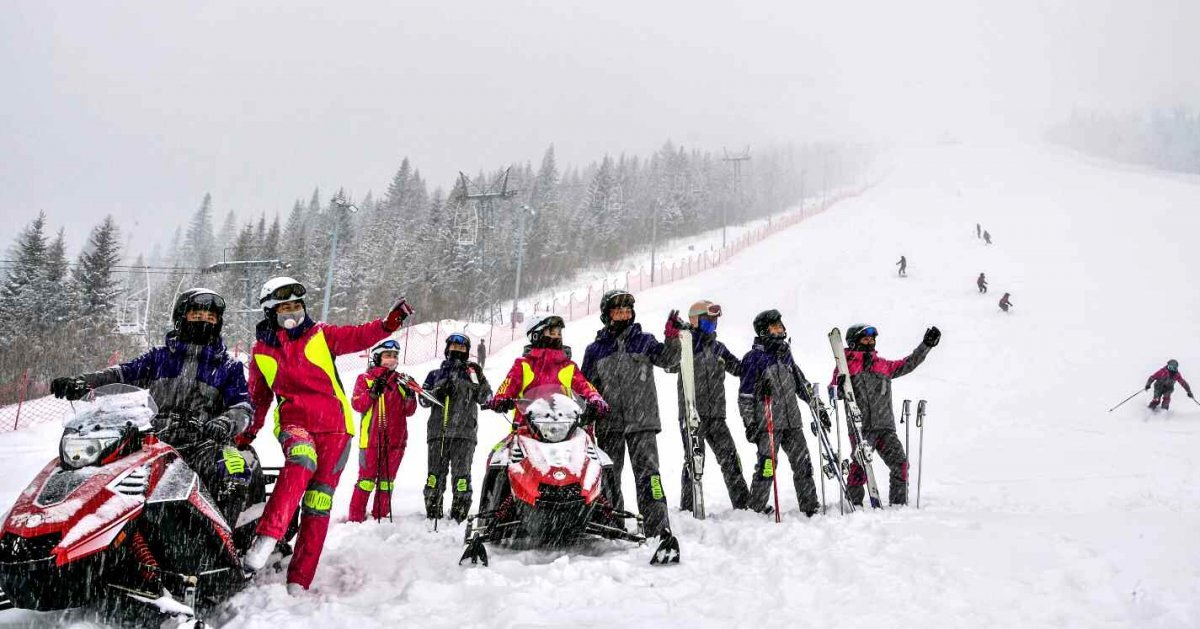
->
xmin=241 ymin=276 xmax=413 ymax=595
xmin=1146 ymin=359 xmax=1193 ymax=411
xmin=348 ymin=339 xmax=417 ymax=522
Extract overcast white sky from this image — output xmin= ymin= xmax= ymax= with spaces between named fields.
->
xmin=2 ymin=0 xmax=1197 ymax=253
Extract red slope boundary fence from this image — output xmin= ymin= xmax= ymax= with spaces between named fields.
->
xmin=0 ymin=186 xmax=866 ymax=433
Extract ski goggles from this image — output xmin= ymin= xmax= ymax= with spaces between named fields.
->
xmin=860 ymin=326 xmax=878 ymax=338
xmin=265 ymin=283 xmax=306 ymax=303
xmin=446 ymin=333 xmax=469 ymax=346
xmin=607 ymin=293 xmax=635 ymax=308
xmin=186 ymin=292 xmax=225 ymax=311
xmin=375 ymin=340 xmax=402 ymax=352
xmin=540 ymin=316 xmax=565 ymax=330
xmin=690 ymin=303 xmax=722 ymax=318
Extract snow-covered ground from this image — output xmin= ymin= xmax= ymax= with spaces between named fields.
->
xmin=4 ymin=141 xmax=1200 ymax=627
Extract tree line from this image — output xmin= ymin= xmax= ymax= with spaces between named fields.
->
xmin=1048 ymin=108 xmax=1200 ymax=174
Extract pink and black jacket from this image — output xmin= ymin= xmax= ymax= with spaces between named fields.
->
xmin=831 ymin=341 xmax=932 ymax=433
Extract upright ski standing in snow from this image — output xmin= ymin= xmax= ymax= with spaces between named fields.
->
xmin=807 ymin=383 xmax=853 ymax=513
xmin=677 ymin=327 xmax=706 ymax=520
xmin=828 ymin=328 xmax=883 ymax=509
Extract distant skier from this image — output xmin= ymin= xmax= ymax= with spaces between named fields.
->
xmin=831 ymin=324 xmax=939 ymax=506
xmin=896 ymin=256 xmax=907 ymax=277
xmin=984 ymin=230 xmax=993 ymax=245
xmin=999 ymin=292 xmax=1013 ymax=312
xmin=582 ymin=290 xmax=683 ymax=543
xmin=1145 ymin=359 xmax=1193 ymax=411
xmin=976 ymin=223 xmax=982 ymax=239
xmin=977 ymin=273 xmax=988 ymax=293
xmin=348 ymin=340 xmax=417 ymax=523
xmin=738 ymin=310 xmax=828 ymax=517
xmin=421 ymin=333 xmax=492 ymax=523
xmin=667 ymin=300 xmax=751 ymax=511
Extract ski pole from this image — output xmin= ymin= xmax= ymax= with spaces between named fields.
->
xmin=765 ymin=395 xmax=781 ymax=524
xmin=1107 ymin=388 xmax=1146 ymax=412
xmin=902 ymin=399 xmax=911 ymax=505
xmin=916 ymin=400 xmax=926 ymax=509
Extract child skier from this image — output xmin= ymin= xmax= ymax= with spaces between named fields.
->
xmin=737 ymin=309 xmax=828 ymax=517
xmin=241 ymin=276 xmax=413 ymax=595
xmin=999 ymin=293 xmax=1013 ymax=312
xmin=831 ymin=324 xmax=939 ymax=506
xmin=421 ymin=333 xmax=492 ymax=523
xmin=582 ymin=290 xmax=682 ymax=542
xmin=668 ymin=300 xmax=750 ymax=511
xmin=1146 ymin=359 xmax=1193 ymax=411
xmin=977 ymin=273 xmax=988 ymax=293
xmin=347 ymin=340 xmax=417 ymax=523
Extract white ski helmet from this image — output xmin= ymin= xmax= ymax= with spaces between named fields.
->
xmin=525 ymin=313 xmax=565 ymax=344
xmin=259 ymin=277 xmax=307 ymax=313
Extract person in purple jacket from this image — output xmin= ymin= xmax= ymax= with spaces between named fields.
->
xmin=1146 ymin=359 xmax=1193 ymax=411
xmin=50 ymin=288 xmax=255 ymax=523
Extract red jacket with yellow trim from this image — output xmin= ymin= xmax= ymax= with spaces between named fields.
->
xmin=351 ymin=367 xmax=415 ymax=449
xmin=247 ymin=316 xmax=391 ymax=436
xmin=491 ymin=347 xmax=602 ymax=424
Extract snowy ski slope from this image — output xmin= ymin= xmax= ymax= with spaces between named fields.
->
xmin=3 ymin=141 xmax=1199 ymax=627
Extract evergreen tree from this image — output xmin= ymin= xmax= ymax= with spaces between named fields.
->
xmin=185 ymin=193 xmax=217 ymax=268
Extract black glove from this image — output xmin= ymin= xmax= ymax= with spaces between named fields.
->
xmin=923 ymin=326 xmax=941 ymax=347
xmin=1189 ymin=391 xmax=1195 ymax=399
xmin=754 ymin=377 xmax=773 ymax=399
xmin=202 ymin=415 xmax=236 ymax=442
xmin=370 ymin=375 xmax=389 ymax=398
xmin=1145 ymin=383 xmax=1152 ymax=391
xmin=487 ymin=397 xmax=515 ymax=413
xmin=818 ymin=408 xmax=832 ymax=432
xmin=51 ymin=376 xmax=89 ymax=401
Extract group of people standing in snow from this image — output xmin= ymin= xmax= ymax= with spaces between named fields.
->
xmin=48 ymin=278 xmax=940 ymax=592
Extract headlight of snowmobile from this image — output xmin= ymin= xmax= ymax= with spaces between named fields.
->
xmin=532 ymin=419 xmax=573 ymax=443
xmin=60 ymin=434 xmax=121 ymax=469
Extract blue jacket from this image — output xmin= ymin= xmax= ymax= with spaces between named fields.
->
xmin=582 ymin=322 xmax=680 ymax=434
xmin=737 ymin=338 xmax=814 ymax=435
xmin=85 ymin=332 xmax=252 ymax=435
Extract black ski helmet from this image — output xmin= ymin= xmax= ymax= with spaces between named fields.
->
xmin=444 ymin=332 xmax=472 ymax=358
xmin=172 ymin=288 xmax=226 ymax=345
xmin=1168 ymin=359 xmax=1179 ymax=372
xmin=846 ymin=323 xmax=878 ymax=349
xmin=599 ymin=290 xmax=636 ymax=326
xmin=752 ymin=309 xmax=784 ymax=338
xmin=526 ymin=314 xmax=565 ymax=348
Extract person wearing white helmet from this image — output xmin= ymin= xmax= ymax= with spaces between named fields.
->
xmin=242 ymin=276 xmax=414 ymax=595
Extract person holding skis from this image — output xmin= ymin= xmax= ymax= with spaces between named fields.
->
xmin=241 ymin=277 xmax=413 ymax=595
xmin=737 ymin=310 xmax=828 ymax=517
xmin=1146 ymin=359 xmax=1193 ymax=411
xmin=347 ymin=340 xmax=417 ymax=523
xmin=977 ymin=273 xmax=988 ymax=293
xmin=831 ymin=324 xmax=939 ymax=506
xmin=999 ymin=292 xmax=1013 ymax=312
xmin=582 ymin=290 xmax=683 ymax=544
xmin=421 ymin=333 xmax=492 ymax=523
xmin=667 ymin=300 xmax=751 ymax=511
xmin=896 ymin=256 xmax=907 ymax=277
xmin=50 ymin=288 xmax=255 ymax=525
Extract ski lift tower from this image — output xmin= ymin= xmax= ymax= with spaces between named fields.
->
xmin=722 ymin=147 xmax=750 ymax=248
xmin=455 ymin=168 xmax=518 ymax=322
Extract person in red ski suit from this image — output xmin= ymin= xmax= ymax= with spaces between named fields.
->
xmin=348 ymin=340 xmax=417 ymax=522
xmin=1146 ymin=359 xmax=1193 ymax=411
xmin=240 ymin=276 xmax=413 ymax=595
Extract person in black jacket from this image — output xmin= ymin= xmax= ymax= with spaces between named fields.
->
xmin=420 ymin=333 xmax=492 ymax=522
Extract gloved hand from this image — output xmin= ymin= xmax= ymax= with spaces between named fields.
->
xmin=818 ymin=408 xmax=832 ymax=432
xmin=51 ymin=376 xmax=89 ymax=401
xmin=923 ymin=326 xmax=941 ymax=347
xmin=1145 ymin=383 xmax=1152 ymax=391
xmin=382 ymin=297 xmax=415 ymax=332
xmin=827 ymin=384 xmax=838 ymax=402
xmin=486 ymin=397 xmax=515 ymax=413
xmin=664 ymin=310 xmax=685 ymax=339
xmin=754 ymin=377 xmax=773 ymax=400
xmin=202 ymin=415 xmax=236 ymax=442
xmin=370 ymin=375 xmax=389 ymax=398
xmin=1189 ymin=391 xmax=1195 ymax=399
xmin=587 ymin=397 xmax=611 ymax=419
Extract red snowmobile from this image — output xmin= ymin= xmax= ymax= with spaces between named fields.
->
xmin=459 ymin=385 xmax=679 ymax=566
xmin=0 ymin=385 xmax=284 ymax=624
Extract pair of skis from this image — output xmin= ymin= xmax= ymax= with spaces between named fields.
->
xmin=828 ymin=328 xmax=884 ymax=510
xmin=678 ymin=328 xmax=707 ymax=520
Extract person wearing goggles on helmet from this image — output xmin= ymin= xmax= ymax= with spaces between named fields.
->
xmin=242 ymin=276 xmax=415 ymax=595
xmin=737 ymin=309 xmax=825 ymax=517
xmin=582 ymin=290 xmax=684 ymax=546
xmin=50 ymin=289 xmax=256 ymax=526
xmin=419 ymin=333 xmax=492 ymax=522
xmin=1145 ymin=359 xmax=1192 ymax=411
xmin=830 ymin=323 xmax=940 ymax=507
xmin=665 ymin=300 xmax=751 ymax=512
xmin=347 ymin=340 xmax=418 ymax=522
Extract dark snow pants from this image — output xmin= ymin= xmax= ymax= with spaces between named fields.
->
xmin=597 ymin=429 xmax=671 ymax=537
xmin=748 ymin=426 xmax=820 ymax=515
xmin=847 ymin=429 xmax=908 ymax=506
xmin=678 ymin=416 xmax=750 ymax=511
xmin=1150 ymin=383 xmax=1176 ymax=410
xmin=424 ymin=437 xmax=475 ymax=519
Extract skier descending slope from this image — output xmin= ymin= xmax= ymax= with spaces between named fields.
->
xmin=831 ymin=324 xmax=939 ymax=507
xmin=737 ymin=310 xmax=828 ymax=517
xmin=1146 ymin=359 xmax=1193 ymax=411
xmin=583 ymin=290 xmax=683 ymax=547
xmin=667 ymin=300 xmax=751 ymax=512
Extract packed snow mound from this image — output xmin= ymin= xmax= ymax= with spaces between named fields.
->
xmin=4 ymin=141 xmax=1200 ymax=627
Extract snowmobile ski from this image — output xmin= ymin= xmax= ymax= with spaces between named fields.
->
xmin=677 ymin=328 xmax=706 ymax=520
xmin=828 ymin=328 xmax=883 ymax=509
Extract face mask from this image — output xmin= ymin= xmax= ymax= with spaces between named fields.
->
xmin=447 ymin=350 xmax=470 ymax=363
xmin=277 ymin=310 xmax=305 ymax=330
xmin=533 ymin=336 xmax=563 ymax=350
xmin=698 ymin=319 xmax=718 ymax=335
xmin=608 ymin=319 xmax=632 ymax=334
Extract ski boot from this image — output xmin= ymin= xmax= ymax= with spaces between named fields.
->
xmin=649 ymin=529 xmax=681 ymax=566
